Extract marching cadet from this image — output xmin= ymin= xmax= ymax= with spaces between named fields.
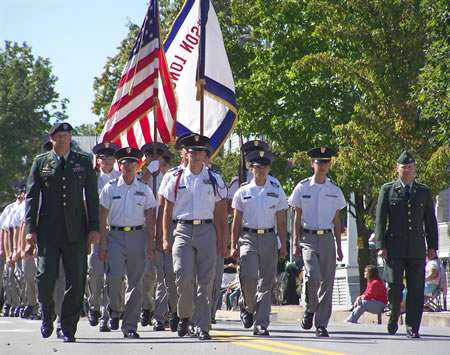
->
xmin=139 ymin=142 xmax=172 ymax=331
xmin=230 ymin=150 xmax=288 ymax=336
xmin=162 ymin=134 xmax=229 ymax=341
xmin=154 ymin=142 xmax=190 ymax=332
xmin=375 ymin=151 xmax=438 ymax=338
xmin=25 ymin=122 xmax=100 ymax=343
xmin=87 ymin=142 xmax=120 ymax=332
xmin=98 ymin=147 xmax=157 ymax=339
xmin=228 ymin=140 xmax=269 ymax=201
xmin=288 ymin=147 xmax=346 ymax=337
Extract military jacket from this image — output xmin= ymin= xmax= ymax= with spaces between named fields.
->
xmin=375 ymin=180 xmax=438 ymax=259
xmin=26 ymin=150 xmax=99 ymax=244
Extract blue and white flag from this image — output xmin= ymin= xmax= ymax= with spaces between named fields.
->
xmin=163 ymin=0 xmax=237 ymax=156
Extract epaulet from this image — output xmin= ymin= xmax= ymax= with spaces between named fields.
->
xmin=36 ymin=152 xmax=49 ymax=158
xmin=137 ymin=177 xmax=146 ymax=184
xmin=168 ymin=166 xmax=180 ymax=173
xmin=270 ymin=180 xmax=280 ymax=188
xmin=109 ymin=178 xmax=119 ymax=184
xmin=170 ymin=166 xmax=182 ymax=176
xmin=382 ymin=182 xmax=395 ymax=188
xmin=241 ymin=181 xmax=250 ymax=186
xmin=328 ymin=178 xmax=338 ymax=187
xmin=300 ymin=178 xmax=310 ymax=184
xmin=71 ymin=151 xmax=90 ymax=160
xmin=229 ymin=177 xmax=238 ymax=187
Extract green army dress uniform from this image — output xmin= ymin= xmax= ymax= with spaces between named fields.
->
xmin=26 ymin=149 xmax=99 ymax=338
xmin=375 ymin=153 xmax=438 ymax=334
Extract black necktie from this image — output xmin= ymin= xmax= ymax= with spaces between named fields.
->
xmin=59 ymin=157 xmax=66 ymax=172
xmin=405 ymin=184 xmax=410 ymax=200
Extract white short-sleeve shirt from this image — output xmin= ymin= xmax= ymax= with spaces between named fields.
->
xmin=288 ymin=176 xmax=346 ymax=229
xmin=0 ymin=201 xmax=18 ymax=230
xmin=162 ymin=164 xmax=227 ymax=220
xmin=100 ymin=175 xmax=157 ymax=226
xmin=232 ymin=178 xmax=288 ymax=229
xmin=98 ymin=168 xmax=121 ymax=194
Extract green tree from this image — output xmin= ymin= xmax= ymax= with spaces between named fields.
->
xmin=296 ymin=0 xmax=449 ymax=290
xmin=0 ymin=41 xmax=67 ymax=203
xmin=73 ymin=123 xmax=98 ymax=136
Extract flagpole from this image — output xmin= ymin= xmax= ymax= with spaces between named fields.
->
xmin=152 ymin=0 xmax=161 ymax=201
xmin=196 ymin=0 xmax=206 ymax=136
xmin=238 ymin=130 xmax=244 ymax=185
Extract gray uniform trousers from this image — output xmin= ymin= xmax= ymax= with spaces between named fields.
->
xmin=152 ymin=251 xmax=170 ymax=322
xmin=211 ymin=254 xmax=224 ymax=318
xmin=106 ymin=228 xmax=147 ymax=332
xmin=238 ymin=231 xmax=278 ymax=329
xmin=172 ymin=223 xmax=216 ymax=332
xmin=22 ymin=257 xmax=38 ymax=307
xmin=162 ymin=223 xmax=178 ymax=314
xmin=88 ymin=244 xmax=109 ymax=320
xmin=5 ymin=265 xmax=20 ymax=308
xmin=142 ymin=257 xmax=156 ymax=312
xmin=300 ymin=231 xmax=336 ymax=328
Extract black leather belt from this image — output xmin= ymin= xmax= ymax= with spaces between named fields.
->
xmin=177 ymin=219 xmax=213 ymax=225
xmin=243 ymin=227 xmax=275 ymax=235
xmin=110 ymin=225 xmax=144 ymax=232
xmin=303 ymin=228 xmax=332 ymax=235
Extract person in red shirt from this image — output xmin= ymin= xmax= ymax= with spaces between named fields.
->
xmin=345 ymin=265 xmax=387 ymax=323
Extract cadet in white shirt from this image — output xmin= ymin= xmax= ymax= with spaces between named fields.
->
xmin=288 ymin=147 xmax=346 ymax=338
xmin=162 ymin=134 xmax=229 ymax=341
xmin=87 ymin=142 xmax=120 ymax=332
xmin=230 ymin=150 xmax=288 ymax=336
xmin=98 ymin=147 xmax=156 ymax=339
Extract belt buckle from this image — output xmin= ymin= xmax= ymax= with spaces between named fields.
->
xmin=123 ymin=226 xmax=131 ymax=232
xmin=193 ymin=220 xmax=201 ymax=225
xmin=257 ymin=229 xmax=264 ymax=234
xmin=317 ymin=229 xmax=324 ymax=235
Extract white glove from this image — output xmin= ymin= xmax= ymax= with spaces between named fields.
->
xmin=147 ymin=160 xmax=160 ymax=173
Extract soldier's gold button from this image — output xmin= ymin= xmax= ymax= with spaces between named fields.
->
xmin=63 ymin=186 xmax=66 ymax=189
xmin=409 ymin=226 xmax=412 ymax=230
xmin=408 ymin=204 xmax=411 ymax=207
xmin=408 ymin=211 xmax=411 ymax=215
xmin=63 ymin=202 xmax=67 ymax=206
xmin=62 ymin=177 xmax=66 ymax=180
xmin=408 ymin=219 xmax=412 ymax=222
xmin=63 ymin=194 xmax=66 ymax=198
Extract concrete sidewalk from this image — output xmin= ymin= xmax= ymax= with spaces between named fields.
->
xmin=216 ymin=305 xmax=450 ymax=327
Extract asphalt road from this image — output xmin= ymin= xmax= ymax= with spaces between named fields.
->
xmin=1 ymin=316 xmax=449 ymax=355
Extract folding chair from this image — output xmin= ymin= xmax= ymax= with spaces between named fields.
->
xmin=423 ymin=259 xmax=447 ymax=312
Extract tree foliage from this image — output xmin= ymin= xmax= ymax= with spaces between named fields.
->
xmin=0 ymin=41 xmax=67 ymax=202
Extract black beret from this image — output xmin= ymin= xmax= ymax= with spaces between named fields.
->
xmin=93 ymin=142 xmax=119 ymax=157
xmin=114 ymin=147 xmax=143 ymax=163
xmin=48 ymin=122 xmax=73 ymax=136
xmin=307 ymin=146 xmax=337 ymax=162
xmin=42 ymin=138 xmax=53 ymax=152
xmin=397 ymin=150 xmax=415 ymax=164
xmin=246 ymin=150 xmax=274 ymax=166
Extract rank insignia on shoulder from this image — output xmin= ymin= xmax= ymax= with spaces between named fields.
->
xmin=178 ymin=185 xmax=186 ymax=189
xmin=110 ymin=178 xmax=119 ymax=184
xmin=329 ymin=179 xmax=338 ymax=186
xmin=270 ymin=181 xmax=280 ymax=188
xmin=326 ymin=194 xmax=337 ymax=198
xmin=203 ymin=179 xmax=212 ymax=184
xmin=112 ymin=196 xmax=121 ymax=199
xmin=241 ymin=181 xmax=250 ymax=186
xmin=302 ymin=195 xmax=311 ymax=198
xmin=267 ymin=192 xmax=279 ymax=198
xmin=243 ymin=196 xmax=252 ymax=200
xmin=300 ymin=178 xmax=310 ymax=184
xmin=135 ymin=191 xmax=145 ymax=196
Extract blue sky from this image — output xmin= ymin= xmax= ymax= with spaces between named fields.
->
xmin=0 ymin=0 xmax=149 ymax=128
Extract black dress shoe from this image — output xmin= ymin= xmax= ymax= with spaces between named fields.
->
xmin=199 ymin=331 xmax=211 ymax=340
xmin=22 ymin=305 xmax=34 ymax=319
xmin=63 ymin=335 xmax=76 ymax=343
xmin=88 ymin=309 xmax=101 ymax=326
xmin=240 ymin=309 xmax=254 ymax=329
xmin=188 ymin=324 xmax=198 ymax=337
xmin=123 ymin=330 xmax=140 ymax=339
xmin=316 ymin=326 xmax=329 ymax=337
xmin=169 ymin=312 xmax=179 ymax=332
xmin=140 ymin=309 xmax=151 ymax=327
xmin=153 ymin=320 xmax=165 ymax=331
xmin=40 ymin=317 xmax=54 ymax=338
xmin=56 ymin=328 xmax=64 ymax=339
xmin=99 ymin=320 xmax=111 ymax=332
xmin=109 ymin=317 xmax=120 ymax=330
xmin=387 ymin=321 xmax=398 ymax=335
xmin=177 ymin=318 xmax=190 ymax=337
xmin=406 ymin=330 xmax=420 ymax=339
xmin=253 ymin=325 xmax=270 ymax=336
xmin=301 ymin=312 xmax=314 ymax=330
xmin=211 ymin=318 xmax=216 ymax=324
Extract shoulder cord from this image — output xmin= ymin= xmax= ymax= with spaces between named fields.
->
xmin=174 ymin=170 xmax=183 ymax=201
xmin=207 ymin=169 xmax=228 ymax=200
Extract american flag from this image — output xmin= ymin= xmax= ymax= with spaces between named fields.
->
xmin=101 ymin=0 xmax=176 ymax=147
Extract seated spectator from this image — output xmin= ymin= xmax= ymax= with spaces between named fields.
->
xmin=226 ymin=271 xmax=240 ymax=311
xmin=345 ymin=265 xmax=387 ymax=323
xmin=424 ymin=255 xmax=441 ymax=295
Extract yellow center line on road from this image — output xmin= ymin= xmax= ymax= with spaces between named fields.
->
xmin=211 ymin=330 xmax=349 ymax=355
